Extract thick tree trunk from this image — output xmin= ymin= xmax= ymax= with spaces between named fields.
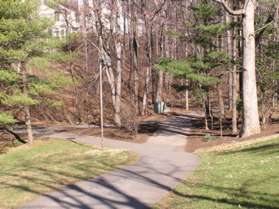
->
xmin=104 ymin=53 xmax=121 ymax=127
xmin=103 ymin=0 xmax=122 ymax=127
xmin=241 ymin=0 xmax=261 ymax=137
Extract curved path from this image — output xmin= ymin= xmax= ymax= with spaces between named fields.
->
xmin=21 ymin=114 xmax=199 ymax=209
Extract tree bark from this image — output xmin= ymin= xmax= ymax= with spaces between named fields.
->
xmin=142 ymin=65 xmax=151 ymax=115
xmin=203 ymin=91 xmax=209 ymax=130
xmin=226 ymin=12 xmax=233 ymax=111
xmin=185 ymin=80 xmax=189 ymax=111
xmin=130 ymin=1 xmax=140 ymax=113
xmin=217 ymin=84 xmax=225 ymax=136
xmin=22 ymin=63 xmax=34 ymax=145
xmin=215 ymin=0 xmax=261 ymax=137
xmin=232 ymin=16 xmax=238 ymax=134
xmin=185 ymin=89 xmax=189 ymax=111
xmin=241 ymin=0 xmax=261 ymax=137
xmin=114 ymin=42 xmax=122 ymax=127
xmin=156 ymin=70 xmax=163 ymax=102
xmin=142 ymin=28 xmax=152 ymax=115
xmin=99 ymin=54 xmax=104 ymax=148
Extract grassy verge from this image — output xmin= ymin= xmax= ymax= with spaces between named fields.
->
xmin=0 ymin=139 xmax=133 ymax=209
xmin=156 ymin=138 xmax=279 ymax=209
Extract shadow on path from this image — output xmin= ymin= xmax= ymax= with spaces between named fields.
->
xmin=17 ymin=113 xmax=200 ymax=209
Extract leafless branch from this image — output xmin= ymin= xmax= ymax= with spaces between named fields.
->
xmin=214 ymin=0 xmax=245 ymax=16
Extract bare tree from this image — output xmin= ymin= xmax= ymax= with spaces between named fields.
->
xmin=215 ymin=0 xmax=261 ymax=137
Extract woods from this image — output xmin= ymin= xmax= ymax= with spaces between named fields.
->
xmin=1 ymin=1 xmax=279 ymax=209
xmin=1 ymin=0 xmax=279 ymax=143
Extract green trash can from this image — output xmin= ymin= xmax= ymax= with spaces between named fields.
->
xmin=154 ymin=101 xmax=166 ymax=114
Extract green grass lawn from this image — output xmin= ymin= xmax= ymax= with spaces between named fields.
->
xmin=156 ymin=138 xmax=279 ymax=209
xmin=0 ymin=139 xmax=133 ymax=209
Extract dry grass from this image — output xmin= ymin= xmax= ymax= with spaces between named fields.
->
xmin=0 ymin=139 xmax=134 ymax=209
xmin=195 ymin=133 xmax=279 ymax=153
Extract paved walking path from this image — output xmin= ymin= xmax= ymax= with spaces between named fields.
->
xmin=21 ymin=114 xmax=199 ymax=209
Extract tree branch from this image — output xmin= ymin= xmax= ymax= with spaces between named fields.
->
xmin=214 ymin=0 xmax=244 ymax=16
xmin=3 ymin=127 xmax=27 ymax=144
xmin=256 ymin=2 xmax=279 ymax=45
xmin=150 ymin=0 xmax=167 ymax=22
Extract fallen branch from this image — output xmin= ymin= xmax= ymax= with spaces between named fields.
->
xmin=3 ymin=128 xmax=27 ymax=144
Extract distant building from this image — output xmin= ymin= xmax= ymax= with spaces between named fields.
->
xmin=38 ymin=0 xmax=80 ymax=38
xmin=38 ymin=0 xmax=144 ymax=38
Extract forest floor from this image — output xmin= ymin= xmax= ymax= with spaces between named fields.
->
xmin=0 ymin=140 xmax=132 ymax=209
xmin=72 ymin=108 xmax=279 ymax=153
xmin=68 ymin=113 xmax=170 ymax=144
xmin=155 ymin=136 xmax=279 ymax=209
xmin=7 ymin=107 xmax=279 ymax=154
xmin=182 ymin=110 xmax=279 ymax=152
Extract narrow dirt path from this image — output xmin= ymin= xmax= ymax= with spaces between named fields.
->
xmin=21 ymin=114 xmax=199 ymax=209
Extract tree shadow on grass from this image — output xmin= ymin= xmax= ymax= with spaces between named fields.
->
xmin=176 ymin=175 xmax=279 ymax=209
xmin=222 ymin=142 xmax=279 ymax=156
xmin=2 ymin=159 xmax=184 ymax=209
xmin=1 ymin=158 xmax=279 ymax=209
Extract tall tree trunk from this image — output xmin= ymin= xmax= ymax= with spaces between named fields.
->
xmin=226 ymin=12 xmax=233 ymax=111
xmin=204 ymin=101 xmax=209 ymax=130
xmin=232 ymin=16 xmax=238 ymax=134
xmin=80 ymin=1 xmax=89 ymax=73
xmin=185 ymin=81 xmax=189 ymax=111
xmin=217 ymin=84 xmax=225 ymax=136
xmin=114 ymin=42 xmax=122 ymax=127
xmin=99 ymin=52 xmax=104 ymax=148
xmin=241 ymin=0 xmax=261 ymax=137
xmin=203 ymin=90 xmax=209 ymax=130
xmin=133 ymin=52 xmax=139 ymax=113
xmin=142 ymin=65 xmax=151 ymax=115
xmin=130 ymin=0 xmax=140 ymax=114
xmin=142 ymin=28 xmax=152 ymax=115
xmin=103 ymin=0 xmax=122 ymax=127
xmin=184 ymin=31 xmax=190 ymax=111
xmin=22 ymin=63 xmax=33 ymax=144
xmin=156 ymin=70 xmax=163 ymax=102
